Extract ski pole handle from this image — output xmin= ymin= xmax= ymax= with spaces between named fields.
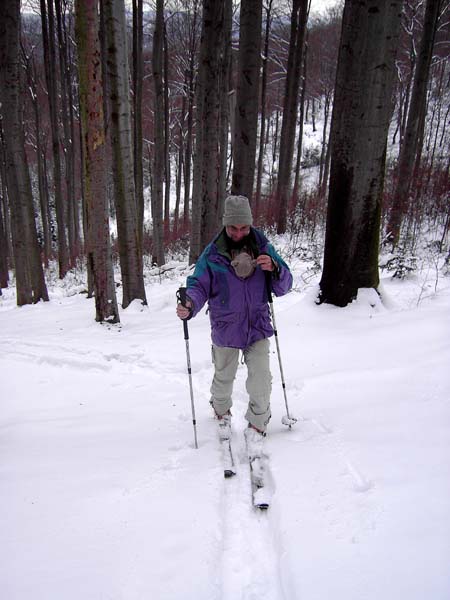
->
xmin=177 ymin=286 xmax=190 ymax=339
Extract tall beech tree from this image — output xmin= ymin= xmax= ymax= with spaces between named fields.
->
xmin=189 ymin=0 xmax=224 ymax=262
xmin=0 ymin=0 xmax=48 ymax=305
xmin=319 ymin=0 xmax=404 ymax=307
xmin=75 ymin=0 xmax=120 ymax=324
xmin=151 ymin=0 xmax=166 ymax=266
xmin=132 ymin=0 xmax=144 ymax=244
xmin=231 ymin=0 xmax=262 ymax=200
xmin=104 ymin=0 xmax=147 ymax=307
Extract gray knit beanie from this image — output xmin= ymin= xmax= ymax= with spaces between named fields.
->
xmin=222 ymin=195 xmax=253 ymax=226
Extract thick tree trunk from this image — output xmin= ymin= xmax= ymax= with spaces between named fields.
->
xmin=231 ymin=0 xmax=262 ymax=201
xmin=0 ymin=0 xmax=48 ymax=305
xmin=387 ymin=0 xmax=442 ymax=245
xmin=132 ymin=0 xmax=144 ymax=245
xmin=0 ymin=169 xmax=9 ymax=288
xmin=75 ymin=0 xmax=120 ymax=323
xmin=104 ymin=0 xmax=147 ymax=306
xmin=189 ymin=0 xmax=224 ymax=263
xmin=275 ymin=0 xmax=309 ymax=233
xmin=151 ymin=0 xmax=166 ymax=266
xmin=319 ymin=0 xmax=404 ymax=307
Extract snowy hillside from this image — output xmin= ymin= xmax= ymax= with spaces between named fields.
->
xmin=1 ymin=245 xmax=449 ymax=600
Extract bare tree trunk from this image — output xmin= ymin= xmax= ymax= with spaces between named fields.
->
xmin=104 ymin=0 xmax=147 ymax=306
xmin=163 ymin=23 xmax=171 ymax=237
xmin=318 ymin=93 xmax=331 ymax=195
xmin=255 ymin=0 xmax=273 ymax=219
xmin=132 ymin=0 xmax=144 ymax=245
xmin=64 ymin=4 xmax=81 ymax=259
xmin=78 ymin=114 xmax=94 ymax=297
xmin=0 ymin=142 xmax=13 ymax=263
xmin=151 ymin=0 xmax=166 ymax=265
xmin=40 ymin=0 xmax=69 ymax=278
xmin=275 ymin=0 xmax=309 ymax=234
xmin=55 ymin=0 xmax=77 ymax=266
xmin=76 ymin=0 xmax=119 ymax=323
xmin=218 ymin=0 xmax=232 ymax=223
xmin=0 ymin=164 xmax=9 ymax=288
xmin=319 ymin=0 xmax=403 ymax=307
xmin=22 ymin=50 xmax=52 ymax=266
xmin=293 ymin=38 xmax=308 ymax=199
xmin=183 ymin=2 xmax=200 ymax=230
xmin=231 ymin=0 xmax=262 ymax=200
xmin=183 ymin=63 xmax=195 ymax=227
xmin=174 ymin=94 xmax=185 ymax=237
xmin=0 ymin=0 xmax=48 ymax=305
xmin=387 ymin=0 xmax=442 ymax=245
xmin=189 ymin=0 xmax=224 ymax=263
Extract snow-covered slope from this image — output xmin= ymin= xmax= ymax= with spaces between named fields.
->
xmin=1 ymin=254 xmax=449 ymax=600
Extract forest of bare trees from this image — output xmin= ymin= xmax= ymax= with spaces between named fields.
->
xmin=0 ymin=0 xmax=448 ymax=317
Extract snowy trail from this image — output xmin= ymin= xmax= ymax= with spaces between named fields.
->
xmin=215 ymin=383 xmax=293 ymax=600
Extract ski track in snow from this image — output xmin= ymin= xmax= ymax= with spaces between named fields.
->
xmin=216 ymin=382 xmax=292 ymax=600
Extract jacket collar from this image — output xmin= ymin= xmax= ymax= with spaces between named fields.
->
xmin=213 ymin=227 xmax=267 ymax=261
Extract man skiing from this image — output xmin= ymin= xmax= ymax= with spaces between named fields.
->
xmin=176 ymin=195 xmax=292 ymax=455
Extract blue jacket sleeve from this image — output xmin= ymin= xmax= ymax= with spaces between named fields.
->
xmin=265 ymin=244 xmax=293 ymax=297
xmin=185 ymin=248 xmax=211 ymax=318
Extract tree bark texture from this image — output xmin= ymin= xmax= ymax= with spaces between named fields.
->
xmin=387 ymin=0 xmax=442 ymax=245
xmin=75 ymin=0 xmax=120 ymax=323
xmin=40 ymin=0 xmax=70 ymax=278
xmin=132 ymin=0 xmax=144 ymax=245
xmin=189 ymin=0 xmax=224 ymax=263
xmin=218 ymin=0 xmax=233 ymax=222
xmin=183 ymin=4 xmax=200 ymax=228
xmin=104 ymin=0 xmax=147 ymax=307
xmin=231 ymin=0 xmax=262 ymax=201
xmin=276 ymin=0 xmax=309 ymax=233
xmin=319 ymin=0 xmax=404 ymax=307
xmin=0 ymin=0 xmax=48 ymax=305
xmin=55 ymin=0 xmax=77 ymax=265
xmin=23 ymin=51 xmax=52 ymax=265
xmin=255 ymin=0 xmax=273 ymax=219
xmin=151 ymin=0 xmax=166 ymax=266
xmin=0 ymin=167 xmax=9 ymax=288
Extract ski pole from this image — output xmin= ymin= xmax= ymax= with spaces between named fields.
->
xmin=265 ymin=272 xmax=297 ymax=428
xmin=176 ymin=286 xmax=198 ymax=449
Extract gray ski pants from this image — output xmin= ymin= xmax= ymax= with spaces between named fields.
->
xmin=210 ymin=338 xmax=272 ymax=432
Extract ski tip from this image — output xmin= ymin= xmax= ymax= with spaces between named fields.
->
xmin=224 ymin=469 xmax=236 ymax=478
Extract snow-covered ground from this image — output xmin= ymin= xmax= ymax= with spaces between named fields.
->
xmin=1 ymin=243 xmax=449 ymax=600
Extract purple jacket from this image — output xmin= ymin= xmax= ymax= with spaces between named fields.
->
xmin=186 ymin=228 xmax=292 ymax=349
